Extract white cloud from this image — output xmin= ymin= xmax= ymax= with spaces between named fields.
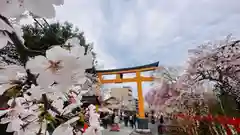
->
xmin=144 ymin=9 xmax=169 ymax=40
xmin=52 ymin=0 xmax=240 ymax=94
xmin=20 ymin=0 xmax=240 ymax=68
xmin=118 ymin=12 xmax=138 ymax=44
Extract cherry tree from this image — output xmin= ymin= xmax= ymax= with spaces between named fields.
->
xmin=0 ymin=0 xmax=99 ymax=135
xmin=181 ymin=38 xmax=240 ymax=101
xmin=145 ymin=65 xmax=216 ymax=114
xmin=145 ymin=67 xmax=181 ymax=113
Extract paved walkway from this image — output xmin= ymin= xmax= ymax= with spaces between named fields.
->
xmin=102 ymin=122 xmax=169 ymax=135
xmin=102 ymin=124 xmax=133 ymax=135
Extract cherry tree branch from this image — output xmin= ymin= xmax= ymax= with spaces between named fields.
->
xmin=0 ymin=14 xmax=45 ymax=65
xmin=42 ymin=93 xmax=61 ymax=115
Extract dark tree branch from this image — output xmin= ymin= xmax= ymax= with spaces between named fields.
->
xmin=0 ymin=14 xmax=45 ymax=65
xmin=33 ymin=18 xmax=44 ymax=28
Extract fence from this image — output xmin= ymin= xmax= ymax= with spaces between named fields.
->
xmin=175 ymin=113 xmax=240 ymax=135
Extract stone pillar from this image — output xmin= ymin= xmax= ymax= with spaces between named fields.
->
xmin=138 ymin=118 xmax=149 ymax=129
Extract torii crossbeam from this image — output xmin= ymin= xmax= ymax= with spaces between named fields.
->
xmin=95 ymin=62 xmax=159 ymax=118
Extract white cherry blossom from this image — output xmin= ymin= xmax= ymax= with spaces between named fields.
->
xmin=0 ymin=19 xmax=14 ymax=32
xmin=64 ymin=37 xmax=93 ymax=69
xmin=52 ymin=117 xmax=79 ymax=135
xmin=0 ymin=97 xmax=50 ymax=135
xmin=51 ymin=97 xmax=64 ymax=113
xmin=0 ymin=97 xmax=38 ymax=134
xmin=5 ymin=117 xmax=23 ymax=134
xmin=0 ymin=0 xmax=99 ymax=134
xmin=0 ymin=32 xmax=11 ymax=49
xmin=61 ymin=91 xmax=84 ymax=115
xmin=14 ymin=120 xmax=50 ymax=135
xmin=26 ymin=46 xmax=83 ymax=90
xmin=0 ymin=20 xmax=14 ymax=49
xmin=0 ymin=65 xmax=26 ymax=94
xmin=26 ymin=85 xmax=44 ymax=100
xmin=64 ymin=37 xmax=84 ymax=56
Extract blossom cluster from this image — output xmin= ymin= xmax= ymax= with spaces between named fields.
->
xmin=145 ymin=38 xmax=240 ymax=114
xmin=0 ymin=0 xmax=101 ymax=135
xmin=145 ymin=68 xmax=182 ymax=113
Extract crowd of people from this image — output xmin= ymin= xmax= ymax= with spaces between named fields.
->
xmin=99 ymin=110 xmax=167 ymax=134
xmin=99 ymin=111 xmax=138 ymax=129
xmin=147 ymin=111 xmax=165 ymax=134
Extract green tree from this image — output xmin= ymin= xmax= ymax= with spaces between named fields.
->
xmin=0 ymin=21 xmax=90 ymax=65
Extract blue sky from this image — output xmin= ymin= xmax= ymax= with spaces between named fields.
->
xmin=54 ymin=0 xmax=240 ymax=97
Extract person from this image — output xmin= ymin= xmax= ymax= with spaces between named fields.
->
xmin=110 ymin=113 xmax=120 ymax=131
xmin=111 ymin=113 xmax=115 ymax=125
xmin=149 ymin=111 xmax=158 ymax=135
xmin=114 ymin=114 xmax=120 ymax=130
xmin=151 ymin=111 xmax=155 ymax=124
xmin=123 ymin=112 xmax=129 ymax=127
xmin=129 ymin=114 xmax=134 ymax=129
xmin=145 ymin=112 xmax=148 ymax=118
xmin=158 ymin=113 xmax=164 ymax=135
xmin=99 ymin=112 xmax=104 ymax=126
xmin=114 ymin=114 xmax=120 ymax=124
xmin=102 ymin=113 xmax=108 ymax=129
xmin=135 ymin=114 xmax=139 ymax=128
xmin=133 ymin=114 xmax=137 ymax=128
xmin=120 ymin=112 xmax=123 ymax=121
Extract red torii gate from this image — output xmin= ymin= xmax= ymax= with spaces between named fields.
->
xmin=95 ymin=62 xmax=159 ymax=118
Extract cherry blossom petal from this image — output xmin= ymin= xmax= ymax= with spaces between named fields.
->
xmin=41 ymin=121 xmax=48 ymax=133
xmin=60 ymin=55 xmax=83 ymax=72
xmin=37 ymin=71 xmax=55 ymax=88
xmin=6 ymin=118 xmax=23 ymax=133
xmin=46 ymin=46 xmax=70 ymax=61
xmin=65 ymin=116 xmax=79 ymax=125
xmin=0 ymin=32 xmax=11 ymax=49
xmin=51 ymin=99 xmax=64 ymax=112
xmin=70 ymin=46 xmax=86 ymax=58
xmin=7 ymin=97 xmax=26 ymax=106
xmin=27 ymin=85 xmax=45 ymax=100
xmin=1 ymin=116 xmax=14 ymax=124
xmin=0 ymin=19 xmax=13 ymax=32
xmin=52 ymin=123 xmax=74 ymax=135
xmin=72 ymin=72 xmax=87 ymax=85
xmin=65 ymin=37 xmax=80 ymax=48
xmin=61 ymin=103 xmax=79 ymax=115
xmin=26 ymin=55 xmax=49 ymax=74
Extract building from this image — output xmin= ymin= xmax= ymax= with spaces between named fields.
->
xmin=110 ymin=86 xmax=133 ymax=101
xmin=102 ymin=88 xmax=112 ymax=100
xmin=134 ymin=98 xmax=139 ymax=112
xmin=110 ymin=86 xmax=135 ymax=110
